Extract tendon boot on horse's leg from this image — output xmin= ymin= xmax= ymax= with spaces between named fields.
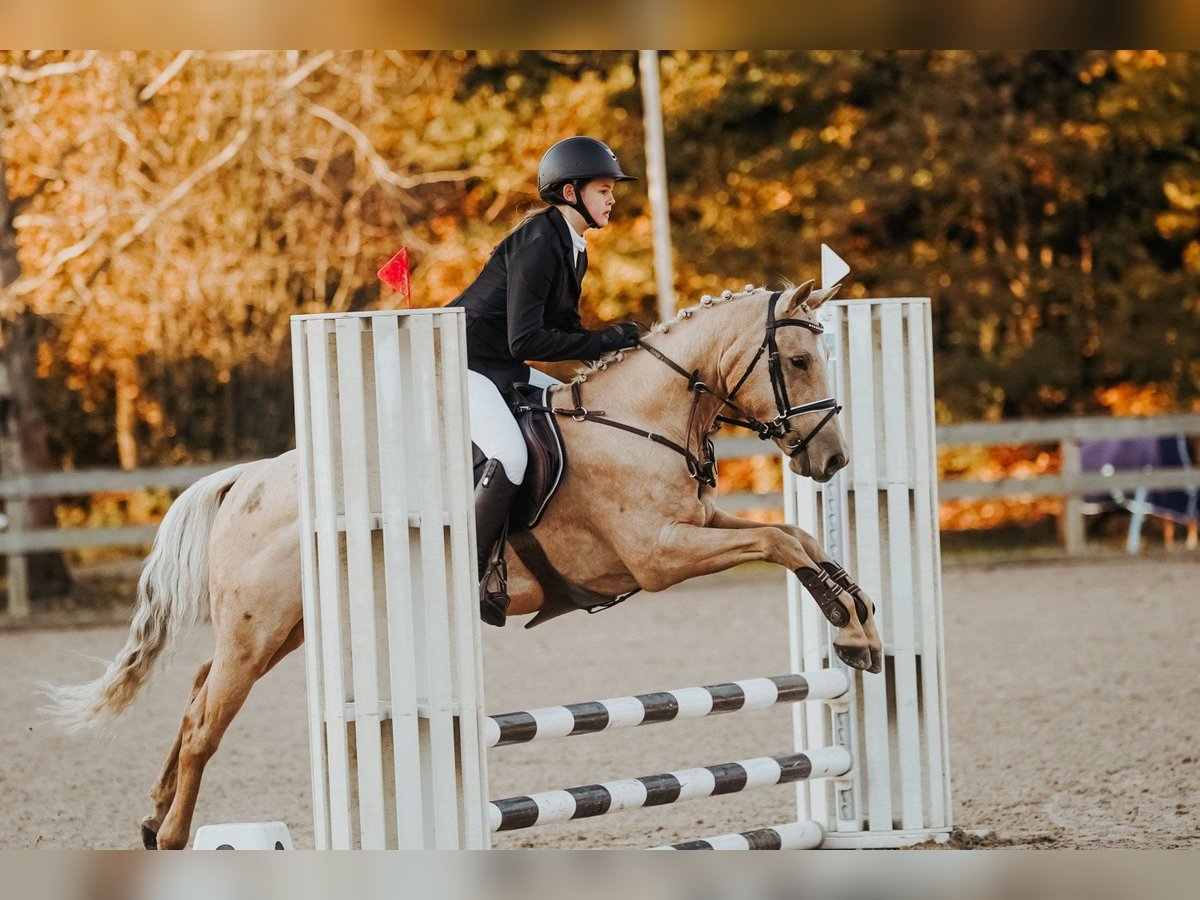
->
xmin=475 ymin=458 xmax=519 ymax=627
xmin=794 ymin=565 xmax=854 ymax=627
xmin=793 ymin=564 xmax=882 ymax=673
xmin=814 ymin=561 xmax=876 ymax=624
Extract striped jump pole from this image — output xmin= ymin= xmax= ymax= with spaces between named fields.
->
xmin=784 ymin=247 xmax=953 ymax=848
xmin=489 ymin=747 xmax=852 ymax=833
xmin=655 ymin=820 xmax=826 ymax=851
xmin=485 ymin=669 xmax=848 ymax=748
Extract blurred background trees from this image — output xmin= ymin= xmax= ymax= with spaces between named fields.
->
xmin=1 ymin=50 xmax=1198 ymax=474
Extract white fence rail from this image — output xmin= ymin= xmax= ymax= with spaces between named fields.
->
xmin=0 ymin=461 xmax=254 ymax=616
xmin=3 ymin=414 xmax=1199 ymax=617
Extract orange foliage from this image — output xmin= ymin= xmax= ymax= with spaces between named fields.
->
xmin=717 ymin=454 xmax=782 ymax=494
xmin=1095 ymin=383 xmax=1176 ymax=416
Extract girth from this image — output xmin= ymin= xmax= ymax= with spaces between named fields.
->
xmin=510 ymin=530 xmax=640 ymax=628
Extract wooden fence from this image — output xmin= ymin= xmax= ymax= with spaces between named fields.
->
xmin=0 ymin=461 xmax=252 ymax=617
xmin=717 ymin=412 xmax=1200 ymax=554
xmin=3 ymin=413 xmax=1199 ymax=617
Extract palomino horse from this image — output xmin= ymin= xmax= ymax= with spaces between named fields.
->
xmin=45 ymin=282 xmax=882 ymax=849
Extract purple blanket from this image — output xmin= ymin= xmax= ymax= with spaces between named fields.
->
xmin=1081 ymin=436 xmax=1198 ymax=523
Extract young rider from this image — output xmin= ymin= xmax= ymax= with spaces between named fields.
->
xmin=448 ymin=136 xmax=642 ymax=626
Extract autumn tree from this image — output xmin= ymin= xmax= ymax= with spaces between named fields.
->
xmin=651 ymin=50 xmax=1200 ymax=419
xmin=0 ymin=51 xmax=100 ymax=599
xmin=5 ymin=51 xmax=653 ymax=469
xmin=3 ymin=49 xmax=1198 ymax=484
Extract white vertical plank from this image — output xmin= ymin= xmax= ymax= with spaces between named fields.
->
xmin=909 ymin=302 xmax=952 ymax=828
xmin=846 ymin=303 xmax=893 ymax=832
xmin=437 ymin=313 xmax=491 ymax=849
xmin=333 ymin=319 xmax=388 ymax=848
xmin=304 ymin=323 xmax=355 ymax=848
xmin=291 ymin=319 xmax=331 ymax=850
xmin=821 ymin=304 xmax=849 ymax=569
xmin=929 ymin=315 xmax=954 ymax=833
xmin=785 ymin=465 xmax=822 ymax=824
xmin=408 ymin=315 xmax=462 ymax=847
xmin=879 ymin=304 xmax=923 ymax=830
xmin=372 ymin=315 xmax=427 ymax=847
xmin=783 ymin=462 xmax=806 ymax=774
xmin=823 ymin=303 xmax=864 ymax=835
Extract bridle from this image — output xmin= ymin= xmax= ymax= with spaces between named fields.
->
xmin=639 ymin=290 xmax=842 ymax=471
xmin=715 ymin=290 xmax=841 ymax=446
xmin=525 ymin=290 xmax=842 ymax=494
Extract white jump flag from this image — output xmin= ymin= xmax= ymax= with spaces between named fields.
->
xmin=820 ymin=244 xmax=850 ymax=290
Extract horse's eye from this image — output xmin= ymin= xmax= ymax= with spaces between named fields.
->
xmin=790 ymin=356 xmax=810 ymax=371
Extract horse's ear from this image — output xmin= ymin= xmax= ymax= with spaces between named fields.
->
xmin=780 ymin=280 xmax=815 ymax=317
xmin=808 ymin=283 xmax=842 ymax=310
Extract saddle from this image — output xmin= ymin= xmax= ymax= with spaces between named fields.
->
xmin=471 ymin=382 xmax=639 ymax=628
xmin=509 ymin=383 xmax=567 ymax=530
xmin=471 ymin=383 xmax=567 ymax=531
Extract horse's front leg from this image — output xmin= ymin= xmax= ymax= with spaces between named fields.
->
xmin=627 ymin=520 xmax=879 ymax=673
xmin=707 ymin=508 xmax=881 ymax=629
xmin=706 ymin=509 xmax=883 ymax=673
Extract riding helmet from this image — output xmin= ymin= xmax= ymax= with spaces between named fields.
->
xmin=537 ymin=137 xmax=637 ymax=205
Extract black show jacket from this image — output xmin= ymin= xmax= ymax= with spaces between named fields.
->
xmin=448 ymin=207 xmax=608 ymax=391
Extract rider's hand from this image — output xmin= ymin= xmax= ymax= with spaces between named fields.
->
xmin=599 ymin=322 xmax=641 ymax=352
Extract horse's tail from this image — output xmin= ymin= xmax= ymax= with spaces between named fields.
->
xmin=42 ymin=462 xmax=254 ymax=731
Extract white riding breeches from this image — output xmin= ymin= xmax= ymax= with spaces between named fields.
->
xmin=467 ymin=368 xmax=561 ymax=486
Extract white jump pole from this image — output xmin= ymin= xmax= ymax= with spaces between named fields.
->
xmin=786 ymin=247 xmax=952 ymax=848
xmin=291 ymin=308 xmax=489 ymax=849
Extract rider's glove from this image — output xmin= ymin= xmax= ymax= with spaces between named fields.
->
xmin=598 ymin=322 xmax=641 ymax=352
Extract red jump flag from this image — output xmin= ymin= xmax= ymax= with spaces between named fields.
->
xmin=377 ymin=247 xmax=411 ymax=305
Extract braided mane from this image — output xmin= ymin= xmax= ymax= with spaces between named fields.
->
xmin=569 ymin=284 xmax=780 ymax=384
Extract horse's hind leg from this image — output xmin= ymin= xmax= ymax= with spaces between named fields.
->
xmin=141 ymin=658 xmax=213 ymax=849
xmin=151 ymin=620 xmax=303 ymax=850
xmin=150 ymin=653 xmax=261 ymax=850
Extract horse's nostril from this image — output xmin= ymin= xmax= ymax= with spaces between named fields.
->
xmin=826 ymin=454 xmax=846 ymax=475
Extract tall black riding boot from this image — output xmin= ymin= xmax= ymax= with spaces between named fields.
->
xmin=474 ymin=458 xmax=519 ymax=627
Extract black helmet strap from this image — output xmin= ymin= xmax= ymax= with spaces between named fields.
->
xmin=564 ymin=179 xmax=600 ymax=229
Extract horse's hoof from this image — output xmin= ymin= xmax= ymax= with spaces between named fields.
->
xmin=834 ymin=643 xmax=874 ymax=672
xmin=141 ymin=817 xmax=160 ymax=850
xmin=868 ymin=649 xmax=883 ymax=675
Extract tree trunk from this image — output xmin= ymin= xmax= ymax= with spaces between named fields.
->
xmin=0 ymin=150 xmax=73 ymax=601
xmin=113 ymin=355 xmax=140 ymax=470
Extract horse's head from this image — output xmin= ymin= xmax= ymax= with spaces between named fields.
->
xmin=724 ymin=282 xmax=848 ymax=482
